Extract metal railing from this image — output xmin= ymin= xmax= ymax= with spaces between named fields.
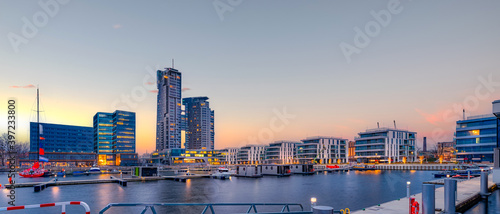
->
xmin=99 ymin=203 xmax=307 ymax=214
xmin=0 ymin=201 xmax=90 ymax=214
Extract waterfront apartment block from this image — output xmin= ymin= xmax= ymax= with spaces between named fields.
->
xmin=354 ymin=128 xmax=417 ymax=163
xmin=151 ymin=149 xmax=222 ymax=165
xmin=24 ymin=122 xmax=95 ymax=167
xmin=264 ymin=141 xmax=300 ymax=164
xmin=182 ymin=97 xmax=215 ymax=150
xmin=93 ymin=110 xmax=138 ymax=166
xmin=237 ymin=145 xmax=265 ymax=164
xmin=156 ymin=67 xmax=182 ymax=151
xmin=219 ymin=148 xmax=239 ymax=165
xmin=296 ymin=136 xmax=348 ymax=164
xmin=456 ymin=114 xmax=497 ymax=163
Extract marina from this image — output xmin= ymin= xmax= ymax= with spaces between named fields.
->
xmin=0 ymin=170 xmax=468 ymax=213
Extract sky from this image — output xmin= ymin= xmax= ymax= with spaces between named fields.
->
xmin=1 ymin=0 xmax=500 ymax=155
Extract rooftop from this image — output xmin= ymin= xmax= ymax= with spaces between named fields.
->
xmin=362 ymin=127 xmax=414 ymax=133
xmin=301 ymin=136 xmax=346 ymax=141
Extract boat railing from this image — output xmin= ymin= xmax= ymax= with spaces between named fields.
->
xmin=0 ymin=201 xmax=90 ymax=213
xmin=98 ymin=202 xmax=309 ymax=214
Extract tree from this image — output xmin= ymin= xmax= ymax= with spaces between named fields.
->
xmin=0 ymin=133 xmax=30 ymax=166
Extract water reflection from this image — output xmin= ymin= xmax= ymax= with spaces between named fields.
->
xmin=0 ymin=171 xmax=437 ymax=214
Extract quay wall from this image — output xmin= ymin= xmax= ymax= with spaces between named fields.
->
xmin=373 ymin=164 xmax=460 ymax=171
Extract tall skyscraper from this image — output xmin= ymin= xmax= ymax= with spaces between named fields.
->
xmin=156 ymin=68 xmax=182 ymax=151
xmin=94 ymin=110 xmax=137 ymax=166
xmin=182 ymin=97 xmax=215 ymax=150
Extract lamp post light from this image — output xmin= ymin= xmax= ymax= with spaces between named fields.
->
xmin=407 ymin=181 xmax=411 ymax=214
xmin=311 ymin=197 xmax=317 ymax=211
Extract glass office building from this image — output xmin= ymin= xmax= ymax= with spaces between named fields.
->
xmin=24 ymin=122 xmax=95 ymax=167
xmin=456 ymin=114 xmax=497 ymax=163
xmin=182 ymin=97 xmax=215 ymax=150
xmin=94 ymin=110 xmax=138 ymax=166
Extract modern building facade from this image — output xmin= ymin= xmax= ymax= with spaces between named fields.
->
xmin=156 ymin=67 xmax=182 ymax=151
xmin=296 ymin=136 xmax=348 ymax=164
xmin=219 ymin=148 xmax=239 ymax=165
xmin=94 ymin=110 xmax=138 ymax=166
xmin=354 ymin=128 xmax=417 ymax=163
xmin=182 ymin=97 xmax=215 ymax=150
xmin=150 ymin=149 xmax=222 ymax=165
xmin=348 ymin=141 xmax=356 ymax=162
xmin=456 ymin=114 xmax=497 ymax=163
xmin=494 ymin=100 xmax=500 ymax=149
xmin=25 ymin=122 xmax=95 ymax=167
xmin=237 ymin=145 xmax=265 ymax=165
xmin=264 ymin=141 xmax=299 ymax=164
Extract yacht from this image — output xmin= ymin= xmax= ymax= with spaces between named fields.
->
xmin=89 ymin=166 xmax=101 ymax=173
xmin=211 ymin=167 xmax=232 ymax=180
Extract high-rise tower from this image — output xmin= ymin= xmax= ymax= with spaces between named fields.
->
xmin=156 ymin=68 xmax=182 ymax=151
xmin=182 ymin=97 xmax=215 ymax=150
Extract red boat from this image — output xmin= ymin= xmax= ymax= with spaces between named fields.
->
xmin=19 ymin=167 xmax=45 ymax=178
xmin=19 ymin=89 xmax=49 ymax=178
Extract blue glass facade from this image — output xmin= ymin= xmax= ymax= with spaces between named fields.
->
xmin=94 ymin=110 xmax=137 ymax=166
xmin=456 ymin=115 xmax=497 ymax=163
xmin=156 ymin=68 xmax=182 ymax=151
xmin=182 ymin=97 xmax=215 ymax=150
xmin=26 ymin=122 xmax=95 ymax=166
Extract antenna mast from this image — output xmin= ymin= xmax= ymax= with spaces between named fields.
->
xmin=37 ymin=87 xmax=40 ymax=162
xmin=393 ymin=120 xmax=397 ymax=129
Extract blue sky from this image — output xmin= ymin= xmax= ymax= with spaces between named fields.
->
xmin=1 ymin=0 xmax=500 ymax=154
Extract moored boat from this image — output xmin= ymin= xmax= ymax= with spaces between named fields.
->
xmin=19 ymin=168 xmax=45 ymax=178
xmin=211 ymin=167 xmax=232 ymax=180
xmin=89 ymin=166 xmax=101 ymax=174
xmin=262 ymin=164 xmax=291 ymax=176
xmin=72 ymin=171 xmax=90 ymax=176
xmin=352 ymin=165 xmax=376 ymax=171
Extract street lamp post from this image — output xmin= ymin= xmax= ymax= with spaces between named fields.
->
xmin=407 ymin=181 xmax=411 ymax=214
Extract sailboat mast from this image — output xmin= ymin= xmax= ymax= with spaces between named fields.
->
xmin=37 ymin=88 xmax=39 ymax=162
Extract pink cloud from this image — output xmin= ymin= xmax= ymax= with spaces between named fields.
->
xmin=10 ymin=84 xmax=35 ymax=89
xmin=146 ymin=82 xmax=155 ymax=85
xmin=149 ymin=90 xmax=158 ymax=93
xmin=182 ymin=87 xmax=190 ymax=92
xmin=415 ymin=108 xmax=442 ymax=125
xmin=113 ymin=24 xmax=122 ymax=29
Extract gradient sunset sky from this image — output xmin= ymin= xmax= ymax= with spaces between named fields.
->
xmin=1 ymin=1 xmax=500 ymax=155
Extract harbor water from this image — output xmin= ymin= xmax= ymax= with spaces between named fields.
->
xmin=1 ymin=170 xmax=437 ymax=213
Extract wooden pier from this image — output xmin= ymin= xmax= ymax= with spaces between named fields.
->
xmin=5 ymin=174 xmax=211 ymax=192
xmin=351 ymin=174 xmax=497 ymax=214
